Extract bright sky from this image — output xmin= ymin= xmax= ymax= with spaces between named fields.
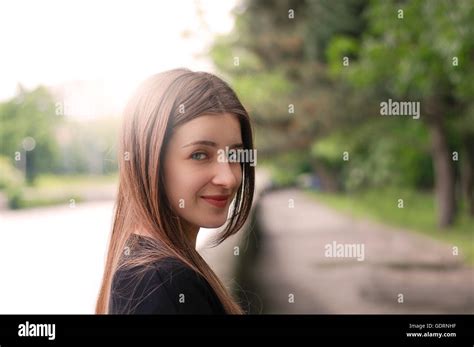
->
xmin=0 ymin=0 xmax=238 ymax=118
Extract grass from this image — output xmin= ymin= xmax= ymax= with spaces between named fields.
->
xmin=33 ymin=174 xmax=118 ymax=189
xmin=307 ymin=187 xmax=474 ymax=266
xmin=10 ymin=174 xmax=118 ymax=209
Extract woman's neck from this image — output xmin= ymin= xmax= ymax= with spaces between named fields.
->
xmin=133 ymin=223 xmax=199 ymax=249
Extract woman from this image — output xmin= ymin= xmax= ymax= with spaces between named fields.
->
xmin=95 ymin=68 xmax=255 ymax=314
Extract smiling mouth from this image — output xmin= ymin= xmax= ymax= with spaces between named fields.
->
xmin=201 ymin=195 xmax=230 ymax=208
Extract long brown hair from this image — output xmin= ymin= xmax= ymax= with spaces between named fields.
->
xmin=96 ymin=68 xmax=255 ymax=314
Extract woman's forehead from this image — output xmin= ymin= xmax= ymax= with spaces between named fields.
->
xmin=172 ymin=113 xmax=242 ymax=144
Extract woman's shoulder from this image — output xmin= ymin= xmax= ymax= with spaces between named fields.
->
xmin=114 ymin=256 xmax=195 ymax=282
xmin=117 ymin=235 xmax=203 ymax=284
xmin=112 ymin=256 xmax=203 ymax=297
xmin=136 ymin=256 xmax=206 ymax=289
xmin=109 ymin=255 xmax=225 ymax=314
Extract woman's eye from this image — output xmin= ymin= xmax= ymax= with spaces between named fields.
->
xmin=191 ymin=152 xmax=208 ymax=161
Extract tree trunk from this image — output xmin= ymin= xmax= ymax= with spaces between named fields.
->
xmin=429 ymin=120 xmax=457 ymax=227
xmin=312 ymin=161 xmax=339 ymax=193
xmin=461 ymin=134 xmax=474 ymax=216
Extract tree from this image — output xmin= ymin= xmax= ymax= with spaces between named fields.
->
xmin=210 ymin=0 xmax=370 ymax=190
xmin=328 ymin=0 xmax=474 ymax=227
xmin=0 ymin=85 xmax=60 ymax=183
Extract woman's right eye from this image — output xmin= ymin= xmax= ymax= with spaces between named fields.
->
xmin=191 ymin=152 xmax=208 ymax=161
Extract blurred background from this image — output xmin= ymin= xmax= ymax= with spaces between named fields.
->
xmin=0 ymin=0 xmax=473 ymax=314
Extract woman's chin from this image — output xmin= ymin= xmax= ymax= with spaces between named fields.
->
xmin=199 ymin=217 xmax=228 ymax=229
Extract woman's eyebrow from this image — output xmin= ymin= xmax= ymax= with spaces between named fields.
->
xmin=182 ymin=140 xmax=244 ymax=148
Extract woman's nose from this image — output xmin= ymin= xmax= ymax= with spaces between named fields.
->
xmin=211 ymin=161 xmax=239 ymax=189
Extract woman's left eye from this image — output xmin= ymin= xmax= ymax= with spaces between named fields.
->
xmin=191 ymin=152 xmax=208 ymax=161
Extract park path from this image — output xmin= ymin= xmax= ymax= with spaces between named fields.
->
xmin=0 ymin=201 xmax=114 ymax=313
xmin=246 ymin=188 xmax=474 ymax=314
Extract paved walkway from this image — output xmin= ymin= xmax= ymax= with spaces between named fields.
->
xmin=247 ymin=188 xmax=474 ymax=314
xmin=0 ymin=201 xmax=114 ymax=313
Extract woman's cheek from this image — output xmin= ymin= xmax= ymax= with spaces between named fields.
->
xmin=234 ymin=165 xmax=243 ymax=188
xmin=176 ymin=169 xmax=206 ymax=204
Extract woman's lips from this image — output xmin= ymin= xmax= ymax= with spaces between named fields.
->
xmin=201 ymin=195 xmax=229 ymax=208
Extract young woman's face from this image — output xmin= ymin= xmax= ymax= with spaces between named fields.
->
xmin=163 ymin=113 xmax=243 ymax=230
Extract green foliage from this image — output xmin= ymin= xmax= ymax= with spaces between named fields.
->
xmin=0 ymin=86 xmax=120 ymax=182
xmin=211 ymin=34 xmax=266 ymax=75
xmin=0 ymin=155 xmax=23 ymax=189
xmin=310 ymin=133 xmax=347 ymax=178
xmin=310 ymin=120 xmax=433 ymax=191
xmin=266 ymin=150 xmax=312 ymax=187
xmin=209 ymin=0 xmax=370 ymax=164
xmin=0 ymin=155 xmax=25 ymax=208
xmin=328 ymin=0 xmax=474 ymax=100
xmin=326 ymin=36 xmax=359 ymax=76
xmin=0 ymin=85 xmax=120 ymax=209
xmin=305 ymin=0 xmax=368 ymax=62
xmin=213 ymin=0 xmax=472 ymax=229
xmin=0 ymin=86 xmax=61 ymax=183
